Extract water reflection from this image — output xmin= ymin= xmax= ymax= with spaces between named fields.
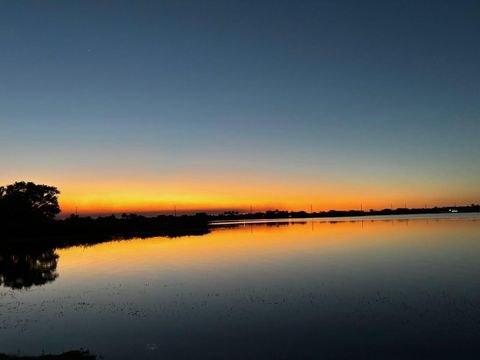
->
xmin=0 ymin=215 xmax=479 ymax=358
xmin=0 ymin=249 xmax=58 ymax=289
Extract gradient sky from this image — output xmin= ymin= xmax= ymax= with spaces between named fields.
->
xmin=1 ymin=0 xmax=479 ymax=215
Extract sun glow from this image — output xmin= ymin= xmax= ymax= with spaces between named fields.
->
xmin=2 ymin=167 xmax=477 ymax=216
xmin=57 ymin=179 xmax=476 ymax=216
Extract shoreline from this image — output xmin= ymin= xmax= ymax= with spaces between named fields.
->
xmin=1 ymin=207 xmax=478 ymax=250
xmin=211 ymin=211 xmax=480 ymax=225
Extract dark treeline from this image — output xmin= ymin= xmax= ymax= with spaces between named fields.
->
xmin=211 ymin=205 xmax=480 ymax=222
xmin=1 ymin=212 xmax=211 ymax=247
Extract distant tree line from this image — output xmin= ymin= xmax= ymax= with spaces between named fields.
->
xmin=210 ymin=205 xmax=480 ymax=221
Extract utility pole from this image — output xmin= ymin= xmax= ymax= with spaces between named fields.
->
xmin=174 ymin=205 xmax=177 ymax=217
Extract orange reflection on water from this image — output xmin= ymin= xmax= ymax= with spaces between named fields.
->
xmin=56 ymin=216 xmax=480 ymax=282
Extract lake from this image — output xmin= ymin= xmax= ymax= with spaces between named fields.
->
xmin=1 ymin=214 xmax=480 ymax=358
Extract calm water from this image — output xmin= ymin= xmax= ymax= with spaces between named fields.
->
xmin=1 ymin=214 xmax=480 ymax=358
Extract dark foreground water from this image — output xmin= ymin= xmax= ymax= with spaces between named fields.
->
xmin=1 ymin=214 xmax=480 ymax=359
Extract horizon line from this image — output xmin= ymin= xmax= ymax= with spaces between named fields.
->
xmin=58 ymin=202 xmax=480 ymax=218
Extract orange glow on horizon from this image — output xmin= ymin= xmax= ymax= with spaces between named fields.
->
xmin=1 ymin=172 xmax=478 ymax=216
xmin=59 ymin=179 xmax=478 ymax=215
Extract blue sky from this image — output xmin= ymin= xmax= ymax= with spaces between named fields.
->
xmin=1 ymin=0 xmax=479 ymax=213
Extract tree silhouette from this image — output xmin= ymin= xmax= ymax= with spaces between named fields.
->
xmin=0 ymin=182 xmax=60 ymax=222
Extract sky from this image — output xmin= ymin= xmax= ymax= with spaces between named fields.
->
xmin=1 ymin=0 xmax=479 ymax=215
